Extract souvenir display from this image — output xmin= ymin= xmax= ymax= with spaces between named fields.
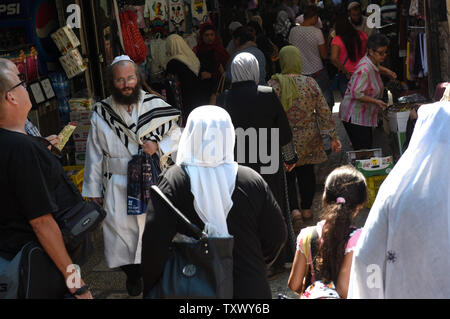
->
xmin=168 ymin=0 xmax=186 ymax=33
xmin=51 ymin=25 xmax=81 ymax=55
xmin=59 ymin=49 xmax=87 ymax=79
xmin=144 ymin=0 xmax=169 ymax=36
xmin=191 ymin=0 xmax=209 ymax=27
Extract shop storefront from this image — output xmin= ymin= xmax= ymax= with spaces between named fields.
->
xmin=1 ymin=0 xmax=447 ymax=166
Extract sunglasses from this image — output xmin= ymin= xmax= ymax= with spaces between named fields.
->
xmin=374 ymin=49 xmax=388 ymax=56
xmin=37 ymin=136 xmax=63 ymax=159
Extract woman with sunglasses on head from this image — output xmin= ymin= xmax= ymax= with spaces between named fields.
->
xmin=339 ymin=33 xmax=397 ymax=151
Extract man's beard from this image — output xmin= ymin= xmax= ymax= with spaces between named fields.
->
xmin=112 ymin=83 xmax=142 ymax=106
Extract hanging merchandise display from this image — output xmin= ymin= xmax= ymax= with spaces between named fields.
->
xmin=191 ymin=0 xmax=209 ymax=27
xmin=184 ymin=0 xmax=194 ymax=35
xmin=120 ymin=10 xmax=149 ymax=65
xmin=26 ymin=48 xmax=39 ymax=81
xmin=4 ymin=48 xmax=39 ymax=83
xmin=149 ymin=38 xmax=168 ymax=82
xmin=59 ymin=48 xmax=87 ymax=79
xmin=144 ymin=0 xmax=170 ymax=36
xmin=51 ymin=25 xmax=81 ymax=55
xmin=168 ymin=0 xmax=186 ymax=33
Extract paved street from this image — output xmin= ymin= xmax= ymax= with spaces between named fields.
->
xmin=80 ymin=94 xmax=394 ymax=299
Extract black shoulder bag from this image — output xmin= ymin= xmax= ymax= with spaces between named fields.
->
xmin=147 ymin=185 xmax=234 ymax=299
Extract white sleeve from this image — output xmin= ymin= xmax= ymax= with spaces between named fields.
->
xmin=159 ymin=121 xmax=182 ymax=155
xmin=82 ymin=113 xmax=104 ymax=198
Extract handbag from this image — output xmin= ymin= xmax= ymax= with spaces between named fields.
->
xmin=330 ymin=55 xmax=349 ymax=90
xmin=53 ymin=200 xmax=106 ymax=248
xmin=209 ymin=73 xmax=226 ymax=105
xmin=0 ymin=242 xmax=67 ymax=299
xmin=147 ymin=185 xmax=234 ymax=299
xmin=127 ymin=150 xmax=161 ymax=215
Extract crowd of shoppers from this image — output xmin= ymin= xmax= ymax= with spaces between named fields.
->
xmin=1 ymin=0 xmax=448 ymax=301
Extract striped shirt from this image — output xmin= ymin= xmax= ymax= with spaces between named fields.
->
xmin=339 ymin=55 xmax=384 ymax=127
xmin=25 ymin=118 xmax=41 ymax=137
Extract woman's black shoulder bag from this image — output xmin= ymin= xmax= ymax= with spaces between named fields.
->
xmin=147 ymin=185 xmax=234 ymax=299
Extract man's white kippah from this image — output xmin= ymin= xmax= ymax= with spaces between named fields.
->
xmin=111 ymin=55 xmax=134 ymax=66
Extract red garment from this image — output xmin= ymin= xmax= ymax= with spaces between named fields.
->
xmin=120 ymin=10 xmax=148 ymax=65
xmin=194 ymin=23 xmax=230 ymax=76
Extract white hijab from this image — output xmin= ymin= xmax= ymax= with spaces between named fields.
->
xmin=348 ymin=101 xmax=450 ymax=299
xmin=166 ymin=34 xmax=201 ymax=76
xmin=176 ymin=105 xmax=238 ymax=237
xmin=231 ymin=52 xmax=260 ymax=84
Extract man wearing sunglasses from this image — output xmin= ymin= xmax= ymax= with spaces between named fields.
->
xmin=0 ymin=58 xmax=92 ymax=299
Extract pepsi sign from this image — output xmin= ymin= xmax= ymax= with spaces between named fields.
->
xmin=0 ymin=2 xmax=21 ymax=17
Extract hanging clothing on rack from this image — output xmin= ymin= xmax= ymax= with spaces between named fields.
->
xmin=149 ymin=37 xmax=168 ymax=83
xmin=409 ymin=0 xmax=419 ymax=16
xmin=191 ymin=0 xmax=209 ymax=27
xmin=168 ymin=0 xmax=186 ymax=33
xmin=144 ymin=0 xmax=170 ymax=36
xmin=184 ymin=0 xmax=194 ymax=34
xmin=412 ymin=32 xmax=428 ymax=79
xmin=420 ymin=33 xmax=428 ymax=77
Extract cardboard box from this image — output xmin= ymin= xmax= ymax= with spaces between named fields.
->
xmin=69 ymin=98 xmax=95 ymax=111
xmin=347 ymin=149 xmax=383 ymax=166
xmin=70 ymin=110 xmax=92 ymax=124
xmin=366 ymin=175 xmax=388 ymax=208
xmin=356 ymin=156 xmax=395 ymax=208
xmin=63 ymin=165 xmax=84 ymax=185
xmin=59 ymin=48 xmax=87 ymax=79
xmin=51 ymin=25 xmax=81 ymax=55
xmin=73 ymin=125 xmax=91 ymax=141
xmin=356 ymin=156 xmax=394 ymax=177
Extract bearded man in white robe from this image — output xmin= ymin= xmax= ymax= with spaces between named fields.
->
xmin=82 ymin=56 xmax=180 ymax=296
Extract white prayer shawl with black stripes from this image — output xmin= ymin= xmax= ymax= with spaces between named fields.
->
xmin=93 ymin=90 xmax=181 ymax=153
xmin=82 ymin=90 xmax=180 ymax=269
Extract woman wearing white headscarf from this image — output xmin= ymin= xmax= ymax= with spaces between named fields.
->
xmin=348 ymin=101 xmax=450 ymax=299
xmin=165 ymin=34 xmax=209 ymax=124
xmin=141 ymin=105 xmax=287 ymax=299
xmin=216 ymin=53 xmax=298 ymax=279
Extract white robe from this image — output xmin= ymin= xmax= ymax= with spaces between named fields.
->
xmin=348 ymin=102 xmax=450 ymax=299
xmin=82 ymin=91 xmax=180 ymax=268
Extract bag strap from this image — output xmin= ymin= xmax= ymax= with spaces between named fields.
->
xmin=150 ymin=185 xmax=207 ymax=240
xmin=343 ymin=55 xmax=349 ymax=67
xmin=304 ymin=228 xmax=320 ymax=288
xmin=216 ymin=73 xmax=226 ymax=95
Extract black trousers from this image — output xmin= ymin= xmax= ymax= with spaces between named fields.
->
xmin=343 ymin=121 xmax=373 ymax=150
xmin=120 ymin=264 xmax=142 ymax=283
xmin=287 ymin=164 xmax=316 ymax=211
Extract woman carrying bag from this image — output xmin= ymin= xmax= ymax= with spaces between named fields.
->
xmin=141 ymin=105 xmax=287 ymax=299
xmin=268 ymin=46 xmax=342 ymax=222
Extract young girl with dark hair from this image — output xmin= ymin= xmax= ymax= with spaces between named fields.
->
xmin=288 ymin=165 xmax=368 ymax=298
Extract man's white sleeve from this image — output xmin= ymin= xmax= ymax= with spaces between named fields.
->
xmin=82 ymin=113 xmax=104 ymax=198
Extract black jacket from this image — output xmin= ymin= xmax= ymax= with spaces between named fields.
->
xmin=141 ymin=165 xmax=287 ymax=299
